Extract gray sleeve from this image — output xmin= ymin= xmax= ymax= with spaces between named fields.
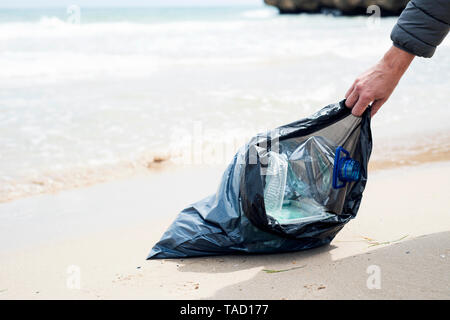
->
xmin=390 ymin=0 xmax=450 ymax=58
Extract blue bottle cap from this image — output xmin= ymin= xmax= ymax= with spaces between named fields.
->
xmin=333 ymin=146 xmax=361 ymax=189
xmin=339 ymin=158 xmax=360 ymax=182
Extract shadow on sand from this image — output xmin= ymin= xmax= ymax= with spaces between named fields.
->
xmin=169 ymin=231 xmax=450 ymax=299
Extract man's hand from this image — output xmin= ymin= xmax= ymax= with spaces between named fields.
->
xmin=345 ymin=46 xmax=415 ymax=117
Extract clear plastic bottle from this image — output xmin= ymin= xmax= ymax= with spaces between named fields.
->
xmin=263 ymin=151 xmax=288 ymax=213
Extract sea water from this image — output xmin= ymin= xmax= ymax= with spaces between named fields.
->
xmin=0 ymin=5 xmax=449 ymax=201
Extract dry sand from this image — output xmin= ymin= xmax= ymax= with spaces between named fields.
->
xmin=0 ymin=161 xmax=449 ymax=299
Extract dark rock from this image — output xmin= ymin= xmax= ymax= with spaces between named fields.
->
xmin=264 ymin=0 xmax=409 ymax=16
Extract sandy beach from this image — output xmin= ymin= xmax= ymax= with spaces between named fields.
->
xmin=1 ymin=161 xmax=449 ymax=300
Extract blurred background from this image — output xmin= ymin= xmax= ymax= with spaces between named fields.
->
xmin=1 ymin=0 xmax=449 ymax=202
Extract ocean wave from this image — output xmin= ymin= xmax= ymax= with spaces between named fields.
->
xmin=38 ymin=16 xmax=67 ymax=27
xmin=241 ymin=8 xmax=278 ymax=19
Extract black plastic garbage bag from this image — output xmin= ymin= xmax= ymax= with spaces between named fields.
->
xmin=147 ymin=100 xmax=372 ymax=259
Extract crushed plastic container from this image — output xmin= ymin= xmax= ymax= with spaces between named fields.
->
xmin=269 ymin=199 xmax=330 ymax=225
xmin=263 ymin=136 xmax=361 ymax=225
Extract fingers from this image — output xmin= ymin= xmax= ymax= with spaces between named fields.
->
xmin=345 ymin=82 xmax=355 ymax=99
xmin=345 ymin=88 xmax=358 ymax=108
xmin=352 ymin=94 xmax=372 ymax=117
xmin=370 ymin=98 xmax=386 ymax=117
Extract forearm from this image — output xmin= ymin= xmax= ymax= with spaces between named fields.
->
xmin=380 ymin=46 xmax=415 ymax=79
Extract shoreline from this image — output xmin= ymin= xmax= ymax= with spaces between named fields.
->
xmin=369 ymin=143 xmax=450 ymax=171
xmin=2 ymin=131 xmax=450 ymax=204
xmin=0 ymin=161 xmax=449 ymax=299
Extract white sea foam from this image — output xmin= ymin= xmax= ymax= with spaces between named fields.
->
xmin=241 ymin=8 xmax=278 ymax=19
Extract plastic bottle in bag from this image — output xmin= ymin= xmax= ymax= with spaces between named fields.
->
xmin=264 ymin=136 xmax=360 ymax=224
xmin=263 ymin=151 xmax=288 ymax=213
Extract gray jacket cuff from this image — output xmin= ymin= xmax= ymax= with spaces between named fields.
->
xmin=390 ymin=1 xmax=450 ymax=58
xmin=391 ymin=23 xmax=436 ymax=58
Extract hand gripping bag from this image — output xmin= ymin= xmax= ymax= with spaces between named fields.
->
xmin=147 ymin=100 xmax=372 ymax=259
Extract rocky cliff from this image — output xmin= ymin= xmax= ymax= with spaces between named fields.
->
xmin=264 ymin=0 xmax=409 ymax=15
